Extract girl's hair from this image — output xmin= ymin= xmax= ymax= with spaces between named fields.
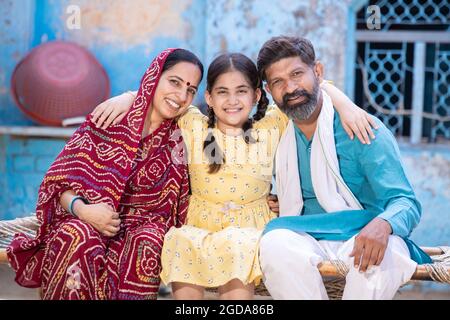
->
xmin=203 ymin=53 xmax=269 ymax=174
xmin=162 ymin=49 xmax=204 ymax=81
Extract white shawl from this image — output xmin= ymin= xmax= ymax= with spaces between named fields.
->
xmin=275 ymin=90 xmax=363 ymax=217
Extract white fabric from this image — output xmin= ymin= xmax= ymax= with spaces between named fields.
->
xmin=274 ymin=119 xmax=302 ymax=216
xmin=259 ymin=229 xmax=417 ymax=300
xmin=275 ymin=90 xmax=363 ymax=217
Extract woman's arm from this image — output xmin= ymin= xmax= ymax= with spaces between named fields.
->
xmin=91 ymin=91 xmax=204 ymax=130
xmin=91 ymin=91 xmax=137 ymax=129
xmin=321 ymin=82 xmax=378 ymax=145
xmin=60 ymin=190 xmax=121 ymax=237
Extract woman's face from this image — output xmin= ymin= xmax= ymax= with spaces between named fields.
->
xmin=205 ymin=70 xmax=261 ymax=132
xmin=152 ymin=61 xmax=202 ymax=120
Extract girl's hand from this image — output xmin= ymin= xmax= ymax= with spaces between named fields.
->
xmin=321 ymin=81 xmax=379 ymax=145
xmin=267 ymin=194 xmax=279 ymax=215
xmin=91 ymin=91 xmax=135 ymax=129
xmin=75 ymin=202 xmax=121 ymax=237
xmin=340 ymin=104 xmax=379 ymax=145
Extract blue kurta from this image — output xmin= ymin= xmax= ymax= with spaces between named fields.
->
xmin=293 ymin=113 xmax=421 ymax=236
xmin=265 ymin=112 xmax=431 ymax=264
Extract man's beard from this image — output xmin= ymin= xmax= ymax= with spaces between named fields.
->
xmin=278 ymin=79 xmax=320 ymax=121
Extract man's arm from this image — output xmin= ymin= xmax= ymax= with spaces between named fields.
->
xmin=350 ymin=118 xmax=421 ymax=272
xmin=322 ymin=82 xmax=378 ymax=144
xmin=358 ymin=122 xmax=421 ymax=238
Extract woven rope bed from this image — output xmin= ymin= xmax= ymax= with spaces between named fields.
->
xmin=1 ymin=216 xmax=449 ymax=300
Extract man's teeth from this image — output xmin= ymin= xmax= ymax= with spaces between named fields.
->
xmin=167 ymin=99 xmax=181 ymax=109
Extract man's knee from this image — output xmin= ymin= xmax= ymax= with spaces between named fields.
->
xmin=260 ymin=229 xmax=293 ymax=258
xmin=380 ymin=235 xmax=416 ymax=272
xmin=259 ymin=229 xmax=318 ymax=268
xmin=386 ymin=235 xmax=410 ymax=255
xmin=346 ymin=235 xmax=415 ymax=284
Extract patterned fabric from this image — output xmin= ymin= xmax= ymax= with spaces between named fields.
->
xmin=160 ymin=105 xmax=288 ymax=288
xmin=7 ymin=49 xmax=190 ymax=300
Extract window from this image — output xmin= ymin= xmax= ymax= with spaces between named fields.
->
xmin=353 ymin=0 xmax=449 ymax=143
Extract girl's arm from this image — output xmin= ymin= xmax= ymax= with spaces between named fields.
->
xmin=322 ymin=82 xmax=379 ymax=144
xmin=91 ymin=91 xmax=137 ymax=129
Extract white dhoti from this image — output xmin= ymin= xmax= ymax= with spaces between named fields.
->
xmin=259 ymin=229 xmax=417 ymax=300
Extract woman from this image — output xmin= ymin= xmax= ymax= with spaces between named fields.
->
xmin=6 ymin=48 xmax=204 ymax=300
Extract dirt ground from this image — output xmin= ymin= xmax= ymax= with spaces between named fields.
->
xmin=1 ymin=263 xmax=449 ymax=300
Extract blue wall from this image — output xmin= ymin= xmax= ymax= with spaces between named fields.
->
xmin=0 ymin=135 xmax=66 ymax=219
xmin=0 ymin=0 xmax=207 ymax=125
xmin=0 ymin=0 xmax=35 ymax=125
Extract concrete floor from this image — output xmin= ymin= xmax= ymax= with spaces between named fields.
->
xmin=0 ymin=264 xmax=40 ymax=300
xmin=1 ymin=263 xmax=449 ymax=300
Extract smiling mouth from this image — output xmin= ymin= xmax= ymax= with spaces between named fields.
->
xmin=223 ymin=108 xmax=243 ymax=114
xmin=287 ymin=95 xmax=306 ymax=104
xmin=165 ymin=98 xmax=181 ymax=110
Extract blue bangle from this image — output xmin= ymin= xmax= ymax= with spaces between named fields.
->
xmin=69 ymin=196 xmax=88 ymax=217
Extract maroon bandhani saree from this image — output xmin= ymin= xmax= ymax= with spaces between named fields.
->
xmin=7 ymin=49 xmax=189 ymax=300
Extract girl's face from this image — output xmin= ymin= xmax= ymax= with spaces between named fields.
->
xmin=152 ymin=61 xmax=202 ymax=121
xmin=205 ymin=70 xmax=261 ymax=133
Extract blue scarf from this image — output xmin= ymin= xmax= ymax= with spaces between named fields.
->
xmin=264 ymin=210 xmax=432 ymax=264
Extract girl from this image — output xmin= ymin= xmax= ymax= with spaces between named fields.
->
xmin=7 ymin=49 xmax=203 ymax=300
xmin=92 ymin=53 xmax=376 ymax=299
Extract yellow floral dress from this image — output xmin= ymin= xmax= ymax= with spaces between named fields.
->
xmin=160 ymin=105 xmax=288 ymax=287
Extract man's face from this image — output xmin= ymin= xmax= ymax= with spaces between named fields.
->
xmin=264 ymin=56 xmax=323 ymax=121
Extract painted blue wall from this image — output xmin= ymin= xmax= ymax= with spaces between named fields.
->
xmin=0 ymin=0 xmax=35 ymax=125
xmin=0 ymin=135 xmax=66 ymax=219
xmin=0 ymin=0 xmax=207 ymax=125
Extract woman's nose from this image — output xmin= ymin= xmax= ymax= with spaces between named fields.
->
xmin=177 ymin=88 xmax=188 ymax=104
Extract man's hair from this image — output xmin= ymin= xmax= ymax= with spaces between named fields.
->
xmin=257 ymin=36 xmax=316 ymax=81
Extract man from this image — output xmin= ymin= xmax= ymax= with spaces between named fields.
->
xmin=257 ymin=36 xmax=430 ymax=300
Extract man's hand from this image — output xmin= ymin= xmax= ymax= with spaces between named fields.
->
xmin=349 ymin=217 xmax=392 ymax=272
xmin=267 ymin=194 xmax=279 ymax=215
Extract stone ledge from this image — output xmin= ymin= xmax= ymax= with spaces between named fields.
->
xmin=0 ymin=126 xmax=76 ymax=138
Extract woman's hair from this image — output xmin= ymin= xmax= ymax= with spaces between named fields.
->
xmin=203 ymin=53 xmax=269 ymax=174
xmin=162 ymin=49 xmax=204 ymax=81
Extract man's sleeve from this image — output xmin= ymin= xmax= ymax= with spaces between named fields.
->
xmin=358 ymin=121 xmax=421 ymax=238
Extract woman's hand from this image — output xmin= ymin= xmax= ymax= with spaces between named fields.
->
xmin=91 ymin=91 xmax=136 ymax=129
xmin=74 ymin=202 xmax=121 ymax=238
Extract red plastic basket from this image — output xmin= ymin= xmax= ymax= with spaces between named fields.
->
xmin=11 ymin=41 xmax=110 ymax=126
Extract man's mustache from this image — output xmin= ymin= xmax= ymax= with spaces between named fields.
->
xmin=282 ymin=89 xmax=312 ymax=105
